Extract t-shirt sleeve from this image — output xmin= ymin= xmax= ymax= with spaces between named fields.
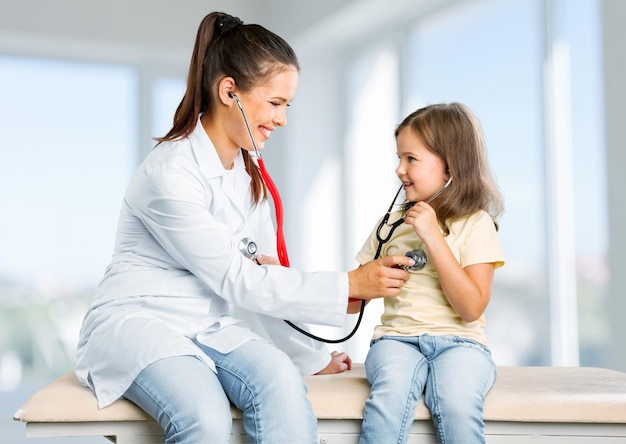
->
xmin=460 ymin=211 xmax=505 ymax=269
xmin=354 ymin=214 xmax=387 ymax=265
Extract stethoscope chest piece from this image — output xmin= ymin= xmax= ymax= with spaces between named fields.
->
xmin=239 ymin=237 xmax=258 ymax=260
xmin=405 ymin=249 xmax=427 ymax=271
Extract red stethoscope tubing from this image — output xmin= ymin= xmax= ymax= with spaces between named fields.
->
xmin=230 ymin=91 xmax=369 ymax=343
xmin=230 ymin=91 xmax=290 ymax=266
xmin=257 ymin=157 xmax=289 ymax=267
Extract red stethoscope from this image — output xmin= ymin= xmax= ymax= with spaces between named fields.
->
xmin=230 ymin=91 xmax=362 ymax=343
xmin=228 ymin=91 xmax=452 ymax=344
xmin=230 ymin=91 xmax=452 ymax=343
xmin=229 ymin=91 xmax=290 ymax=267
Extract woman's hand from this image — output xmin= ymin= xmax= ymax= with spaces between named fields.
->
xmin=255 ymin=254 xmax=280 ymax=265
xmin=347 ymin=299 xmax=366 ymax=314
xmin=347 ymin=255 xmax=412 ymax=301
xmin=315 ymin=351 xmax=353 ymax=375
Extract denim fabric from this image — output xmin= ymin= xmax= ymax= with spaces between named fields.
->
xmin=123 ymin=355 xmax=233 ymax=443
xmin=359 ymin=334 xmax=496 ymax=444
xmin=124 ymin=340 xmax=317 ymax=443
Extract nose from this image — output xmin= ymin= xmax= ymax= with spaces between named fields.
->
xmin=395 ymin=161 xmax=405 ymax=177
xmin=273 ymin=106 xmax=288 ymax=127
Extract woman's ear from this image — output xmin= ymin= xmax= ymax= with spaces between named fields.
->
xmin=217 ymin=77 xmax=237 ymax=105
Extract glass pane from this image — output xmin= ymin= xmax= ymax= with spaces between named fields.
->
xmin=0 ymin=55 xmax=136 ymax=441
xmin=565 ymin=0 xmax=608 ymax=367
xmin=152 ymin=77 xmax=186 ymax=140
xmin=404 ymin=0 xmax=548 ymax=365
xmin=343 ymin=44 xmax=401 ymax=360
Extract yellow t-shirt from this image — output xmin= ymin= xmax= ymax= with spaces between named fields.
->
xmin=355 ymin=210 xmax=505 ymax=345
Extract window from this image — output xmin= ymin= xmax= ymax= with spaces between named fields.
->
xmin=343 ymin=0 xmax=606 ymax=367
xmin=0 ymin=55 xmax=136 ymax=386
xmin=341 ymin=43 xmax=402 ymax=357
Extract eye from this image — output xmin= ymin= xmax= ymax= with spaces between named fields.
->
xmin=407 ymin=156 xmax=417 ymax=162
xmin=270 ymin=101 xmax=291 ymax=108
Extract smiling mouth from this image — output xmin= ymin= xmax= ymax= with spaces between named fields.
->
xmin=259 ymin=126 xmax=272 ymax=140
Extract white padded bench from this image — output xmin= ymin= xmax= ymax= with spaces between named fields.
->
xmin=13 ymin=364 xmax=626 ymax=443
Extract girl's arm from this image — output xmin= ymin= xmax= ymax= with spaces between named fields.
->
xmin=404 ymin=202 xmax=494 ymax=322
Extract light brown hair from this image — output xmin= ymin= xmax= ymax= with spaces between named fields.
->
xmin=396 ymin=102 xmax=504 ymax=234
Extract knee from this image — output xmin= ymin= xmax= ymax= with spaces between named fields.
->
xmin=262 ymin=358 xmax=306 ymax=401
xmin=366 ymin=356 xmax=426 ymax=392
xmin=165 ymin=399 xmax=233 ymax=443
xmin=427 ymin=385 xmax=486 ymax=436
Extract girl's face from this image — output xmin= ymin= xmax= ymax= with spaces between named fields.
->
xmin=233 ymin=66 xmax=299 ymax=153
xmin=395 ymin=127 xmax=449 ymax=203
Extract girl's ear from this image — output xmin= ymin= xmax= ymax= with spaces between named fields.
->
xmin=217 ymin=77 xmax=237 ymax=105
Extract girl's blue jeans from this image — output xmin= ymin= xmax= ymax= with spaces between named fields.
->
xmin=358 ymin=334 xmax=496 ymax=444
xmin=123 ymin=339 xmax=317 ymax=444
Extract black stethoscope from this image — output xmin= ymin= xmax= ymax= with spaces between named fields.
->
xmin=232 ymin=90 xmax=452 ymax=343
xmin=374 ymin=176 xmax=453 ymax=272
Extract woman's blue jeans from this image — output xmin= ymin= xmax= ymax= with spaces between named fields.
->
xmin=123 ymin=339 xmax=317 ymax=444
xmin=359 ymin=334 xmax=496 ymax=444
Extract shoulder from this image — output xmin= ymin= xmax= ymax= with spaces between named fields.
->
xmin=142 ymin=139 xmax=196 ymax=173
xmin=135 ymin=139 xmax=209 ymax=190
xmin=125 ymin=139 xmax=208 ymax=204
xmin=449 ymin=210 xmax=497 ymax=234
xmin=450 ymin=211 xmax=504 ymax=267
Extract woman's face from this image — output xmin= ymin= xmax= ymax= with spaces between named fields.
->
xmin=233 ymin=66 xmax=299 ymax=153
xmin=395 ymin=127 xmax=449 ymax=203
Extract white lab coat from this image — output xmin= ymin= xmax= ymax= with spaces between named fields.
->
xmin=75 ymin=119 xmax=348 ymax=408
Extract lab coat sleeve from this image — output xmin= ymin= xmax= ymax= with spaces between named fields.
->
xmin=127 ymin=156 xmax=348 ymax=326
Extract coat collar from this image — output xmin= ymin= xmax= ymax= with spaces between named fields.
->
xmin=188 ymin=117 xmax=251 ymax=216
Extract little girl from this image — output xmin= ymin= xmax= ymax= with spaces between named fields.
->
xmin=352 ymin=102 xmax=505 ymax=444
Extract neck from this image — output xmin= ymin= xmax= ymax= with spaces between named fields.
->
xmin=200 ymin=114 xmax=238 ymax=169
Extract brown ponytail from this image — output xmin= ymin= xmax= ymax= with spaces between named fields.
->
xmin=155 ymin=12 xmax=299 ymax=203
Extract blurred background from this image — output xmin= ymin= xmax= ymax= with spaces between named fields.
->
xmin=1 ymin=0 xmax=625 ymax=441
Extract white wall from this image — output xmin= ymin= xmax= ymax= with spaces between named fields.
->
xmin=603 ymin=0 xmax=626 ymax=372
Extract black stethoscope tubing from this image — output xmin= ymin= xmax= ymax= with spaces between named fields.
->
xmin=284 ymin=177 xmax=451 ymax=343
xmin=284 ymin=184 xmax=407 ymax=344
xmin=374 ymin=184 xmax=405 ymax=260
xmin=231 ymin=92 xmax=421 ymax=344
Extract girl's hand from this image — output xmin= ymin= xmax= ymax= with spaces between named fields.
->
xmin=404 ymin=204 xmax=496 ymax=322
xmin=315 ymin=351 xmax=353 ymax=375
xmin=403 ymin=201 xmax=440 ymax=240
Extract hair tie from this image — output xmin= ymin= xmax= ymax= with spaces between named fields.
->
xmin=216 ymin=14 xmax=243 ymax=35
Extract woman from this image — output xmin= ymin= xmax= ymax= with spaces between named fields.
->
xmin=75 ymin=11 xmax=412 ymax=444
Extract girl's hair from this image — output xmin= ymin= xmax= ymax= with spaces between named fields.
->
xmin=156 ymin=12 xmax=300 ymax=203
xmin=397 ymin=102 xmax=504 ymax=234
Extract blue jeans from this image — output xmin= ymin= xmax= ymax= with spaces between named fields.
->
xmin=359 ymin=334 xmax=496 ymax=444
xmin=123 ymin=340 xmax=317 ymax=444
